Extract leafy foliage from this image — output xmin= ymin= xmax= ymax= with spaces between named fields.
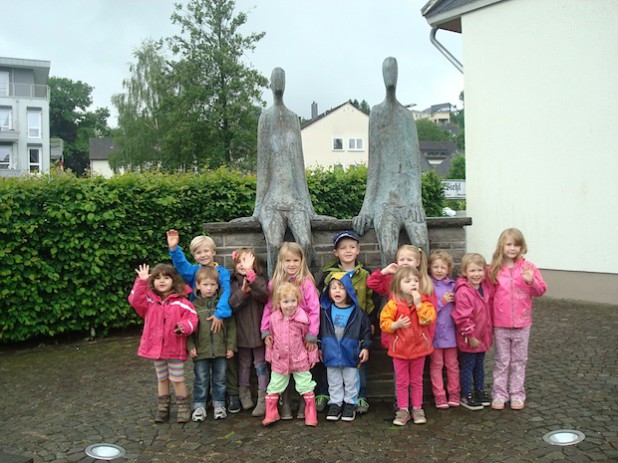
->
xmin=447 ymin=153 xmax=466 ymax=179
xmin=348 ymin=99 xmax=371 ymax=115
xmin=420 ymin=170 xmax=446 ymax=218
xmin=415 ymin=118 xmax=454 ymax=142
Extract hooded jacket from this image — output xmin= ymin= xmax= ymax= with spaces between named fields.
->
xmin=318 ymin=274 xmax=372 ymax=368
xmin=187 ymin=294 xmax=237 ymax=359
xmin=320 ymin=258 xmax=375 ymax=315
xmin=128 ymin=278 xmax=198 ymax=361
xmin=452 ymin=277 xmax=493 ymax=353
xmin=490 ymin=258 xmax=547 ymax=328
xmin=431 ymin=277 xmax=457 ymax=349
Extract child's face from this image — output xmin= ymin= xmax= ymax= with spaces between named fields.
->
xmin=280 ymin=294 xmax=298 ymax=318
xmin=397 ymin=250 xmax=420 ymax=268
xmin=400 ymin=275 xmax=420 ymax=297
xmin=196 ymin=278 xmax=218 ymax=297
xmin=463 ymin=263 xmax=485 ymax=288
xmin=333 ymin=239 xmax=360 ymax=266
xmin=193 ymin=244 xmax=215 ymax=267
xmin=282 ymin=252 xmax=301 ymax=277
xmin=502 ymin=238 xmax=522 ymax=261
xmin=154 ymin=274 xmax=173 ymax=295
xmin=430 ymin=259 xmax=450 ymax=281
xmin=328 ymin=280 xmax=349 ymax=307
xmin=234 ymin=253 xmax=248 ymax=276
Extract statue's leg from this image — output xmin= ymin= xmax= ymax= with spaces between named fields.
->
xmin=403 ymin=218 xmax=429 ymax=254
xmin=260 ymin=210 xmax=286 ymax=278
xmin=373 ymin=207 xmax=400 ymax=267
xmin=288 ymin=210 xmax=315 ymax=270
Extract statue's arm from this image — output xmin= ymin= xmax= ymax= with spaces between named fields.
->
xmin=353 ymin=120 xmax=379 ymax=234
xmin=253 ymin=116 xmax=269 ymax=217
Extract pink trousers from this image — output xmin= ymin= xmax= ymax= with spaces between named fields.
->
xmin=393 ymin=356 xmax=426 ymax=410
xmin=429 ymin=347 xmax=460 ymax=404
xmin=492 ymin=326 xmax=531 ymax=402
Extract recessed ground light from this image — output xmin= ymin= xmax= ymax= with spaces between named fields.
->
xmin=85 ymin=443 xmax=127 ymax=460
xmin=543 ymin=430 xmax=586 ymax=446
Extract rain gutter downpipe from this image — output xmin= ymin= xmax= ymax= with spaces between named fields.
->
xmin=430 ymin=27 xmax=463 ymax=73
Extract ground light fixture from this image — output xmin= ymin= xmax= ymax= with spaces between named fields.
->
xmin=543 ymin=430 xmax=586 ymax=446
xmin=84 ymin=443 xmax=127 ymax=460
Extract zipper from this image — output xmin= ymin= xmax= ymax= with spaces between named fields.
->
xmin=421 ymin=332 xmax=430 ymax=349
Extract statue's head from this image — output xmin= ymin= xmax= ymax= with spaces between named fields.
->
xmin=271 ymin=68 xmax=286 ymax=96
xmin=382 ymin=57 xmax=398 ymax=90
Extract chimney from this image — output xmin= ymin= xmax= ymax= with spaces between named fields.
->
xmin=311 ymin=101 xmax=318 ymax=120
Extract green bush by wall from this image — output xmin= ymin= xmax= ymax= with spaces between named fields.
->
xmin=0 ymin=167 xmax=443 ymax=343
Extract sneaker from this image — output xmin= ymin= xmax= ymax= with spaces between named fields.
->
xmin=476 ymin=390 xmax=491 ymax=407
xmin=435 ymin=397 xmax=449 ymax=409
xmin=191 ymin=406 xmax=207 ymax=422
xmin=491 ymin=397 xmax=506 ymax=410
xmin=315 ymin=394 xmax=329 ymax=412
xmin=447 ymin=399 xmax=460 ymax=407
xmin=213 ymin=406 xmax=227 ymax=420
xmin=341 ymin=403 xmax=356 ymax=422
xmin=393 ymin=408 xmax=411 ymax=426
xmin=356 ymin=397 xmax=369 ymax=414
xmin=326 ymin=404 xmax=342 ymax=421
xmin=510 ymin=398 xmax=525 ymax=410
xmin=461 ymin=393 xmax=483 ymax=411
xmin=227 ymin=395 xmax=241 ymax=414
xmin=412 ymin=408 xmax=427 ymax=424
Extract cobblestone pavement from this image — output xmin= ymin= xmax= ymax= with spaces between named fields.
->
xmin=1 ymin=298 xmax=617 ymax=463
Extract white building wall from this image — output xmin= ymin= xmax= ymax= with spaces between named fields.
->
xmin=91 ymin=160 xmax=116 ymax=178
xmin=463 ymin=0 xmax=618 ymax=279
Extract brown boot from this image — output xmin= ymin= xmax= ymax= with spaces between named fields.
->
xmin=251 ymin=390 xmax=266 ymax=417
xmin=239 ymin=386 xmax=254 ymax=410
xmin=176 ymin=396 xmax=191 ymax=423
xmin=154 ymin=395 xmax=170 ymax=423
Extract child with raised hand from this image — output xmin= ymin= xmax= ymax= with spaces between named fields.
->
xmin=451 ymin=253 xmax=493 ymax=411
xmin=166 ymin=229 xmax=240 ymax=412
xmin=260 ymin=242 xmax=320 ymax=420
xmin=428 ymin=250 xmax=460 ymax=409
xmin=128 ymin=263 xmax=198 ymax=423
xmin=380 ymin=266 xmax=436 ymax=426
xmin=188 ymin=266 xmax=237 ymax=421
xmin=319 ymin=273 xmax=372 ymax=422
xmin=228 ymin=248 xmax=270 ymax=417
xmin=316 ymin=230 xmax=374 ymax=413
xmin=488 ymin=228 xmax=547 ymax=411
xmin=262 ymin=282 xmax=319 ymax=427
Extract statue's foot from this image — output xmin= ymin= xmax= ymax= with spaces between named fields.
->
xmin=230 ymin=216 xmax=259 ymax=224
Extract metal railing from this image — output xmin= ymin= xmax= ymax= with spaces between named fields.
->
xmin=0 ymin=83 xmax=49 ymax=99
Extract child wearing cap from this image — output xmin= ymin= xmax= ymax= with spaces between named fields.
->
xmin=315 ymin=230 xmax=374 ymax=413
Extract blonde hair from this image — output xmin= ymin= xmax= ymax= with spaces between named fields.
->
xmin=429 ymin=250 xmax=454 ymax=275
xmin=196 ymin=266 xmax=219 ymax=284
xmin=232 ymin=247 xmax=264 ymax=276
xmin=389 ymin=266 xmax=422 ymax=302
xmin=271 ymin=242 xmax=315 ymax=296
xmin=461 ymin=253 xmax=487 ymax=277
xmin=396 ymin=245 xmax=433 ymax=295
xmin=148 ymin=264 xmax=186 ymax=298
xmin=489 ymin=228 xmax=528 ymax=283
xmin=189 ymin=235 xmax=216 ymax=255
xmin=273 ymin=281 xmax=300 ymax=310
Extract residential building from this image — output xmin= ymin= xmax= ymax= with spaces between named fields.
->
xmin=89 ymin=137 xmax=119 ymax=178
xmin=0 ymin=57 xmax=51 ymax=177
xmin=423 ymin=0 xmax=618 ymax=303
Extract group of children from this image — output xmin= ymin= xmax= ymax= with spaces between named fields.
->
xmin=128 ymin=226 xmax=547 ymax=427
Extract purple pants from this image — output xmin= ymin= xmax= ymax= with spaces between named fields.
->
xmin=492 ymin=326 xmax=531 ymax=402
xmin=430 ymin=347 xmax=460 ymax=404
xmin=393 ymin=356 xmax=426 ymax=410
xmin=238 ymin=346 xmax=269 ymax=392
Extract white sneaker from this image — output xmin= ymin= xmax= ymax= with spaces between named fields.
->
xmin=191 ymin=406 xmax=207 ymax=422
xmin=213 ymin=406 xmax=227 ymax=420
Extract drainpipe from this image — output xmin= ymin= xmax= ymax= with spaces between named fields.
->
xmin=430 ymin=27 xmax=463 ymax=73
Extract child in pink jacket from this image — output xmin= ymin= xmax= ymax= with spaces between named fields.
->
xmin=262 ymin=282 xmax=319 ymax=427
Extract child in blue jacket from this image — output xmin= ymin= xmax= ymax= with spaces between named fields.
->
xmin=319 ymin=273 xmax=372 ymax=422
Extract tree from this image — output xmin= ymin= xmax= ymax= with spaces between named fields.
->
xmin=451 ymin=90 xmax=465 ymax=150
xmin=447 ymin=153 xmax=465 ymax=179
xmin=349 ymin=98 xmax=371 ymax=115
xmin=415 ymin=118 xmax=453 ymax=142
xmin=49 ymin=77 xmax=110 ymax=175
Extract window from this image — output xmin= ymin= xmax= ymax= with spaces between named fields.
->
xmin=332 ymin=137 xmax=343 ymax=150
xmin=0 ymin=72 xmax=8 ymax=96
xmin=348 ymin=138 xmax=364 ymax=151
xmin=28 ymin=110 xmax=42 ymax=138
xmin=29 ymin=147 xmax=41 ymax=172
xmin=0 ymin=108 xmax=11 ymax=130
xmin=0 ymin=145 xmax=11 ymax=169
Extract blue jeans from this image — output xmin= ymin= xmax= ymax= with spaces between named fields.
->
xmin=459 ymin=352 xmax=486 ymax=396
xmin=193 ymin=357 xmax=227 ymax=409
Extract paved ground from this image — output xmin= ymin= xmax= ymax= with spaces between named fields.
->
xmin=1 ymin=298 xmax=617 ymax=463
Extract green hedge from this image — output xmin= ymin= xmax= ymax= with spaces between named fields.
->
xmin=0 ymin=167 xmax=443 ymax=343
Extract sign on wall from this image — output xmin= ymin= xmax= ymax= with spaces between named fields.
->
xmin=442 ymin=179 xmax=466 ymax=199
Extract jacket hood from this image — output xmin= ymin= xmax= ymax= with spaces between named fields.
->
xmin=320 ymin=272 xmax=359 ymax=309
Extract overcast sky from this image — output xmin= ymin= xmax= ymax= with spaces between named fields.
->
xmin=2 ymin=0 xmax=463 ymax=126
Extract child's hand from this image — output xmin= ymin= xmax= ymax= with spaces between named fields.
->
xmin=174 ymin=323 xmax=184 ymax=335
xmin=241 ymin=252 xmax=255 ymax=273
xmin=241 ymin=277 xmax=251 ymax=294
xmin=226 ymin=349 xmax=234 ymax=359
xmin=382 ymin=263 xmax=399 ymax=275
xmin=411 ymin=290 xmax=422 ymax=308
xmin=442 ymin=291 xmax=454 ymax=304
xmin=305 ymin=341 xmax=317 ymax=351
xmin=468 ymin=337 xmax=480 ymax=348
xmin=522 ymin=264 xmax=534 ymax=284
xmin=359 ymin=348 xmax=369 ymax=364
xmin=166 ymin=229 xmax=180 ymax=250
xmin=135 ymin=264 xmax=150 ymax=281
xmin=392 ymin=315 xmax=411 ymax=330
xmin=318 ymin=350 xmax=324 ymax=362
xmin=189 ymin=348 xmax=198 ymax=359
xmin=264 ymin=335 xmax=273 ymax=348
xmin=208 ymin=316 xmax=223 ymax=333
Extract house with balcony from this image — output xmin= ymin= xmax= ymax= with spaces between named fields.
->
xmin=0 ymin=57 xmax=51 ymax=177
